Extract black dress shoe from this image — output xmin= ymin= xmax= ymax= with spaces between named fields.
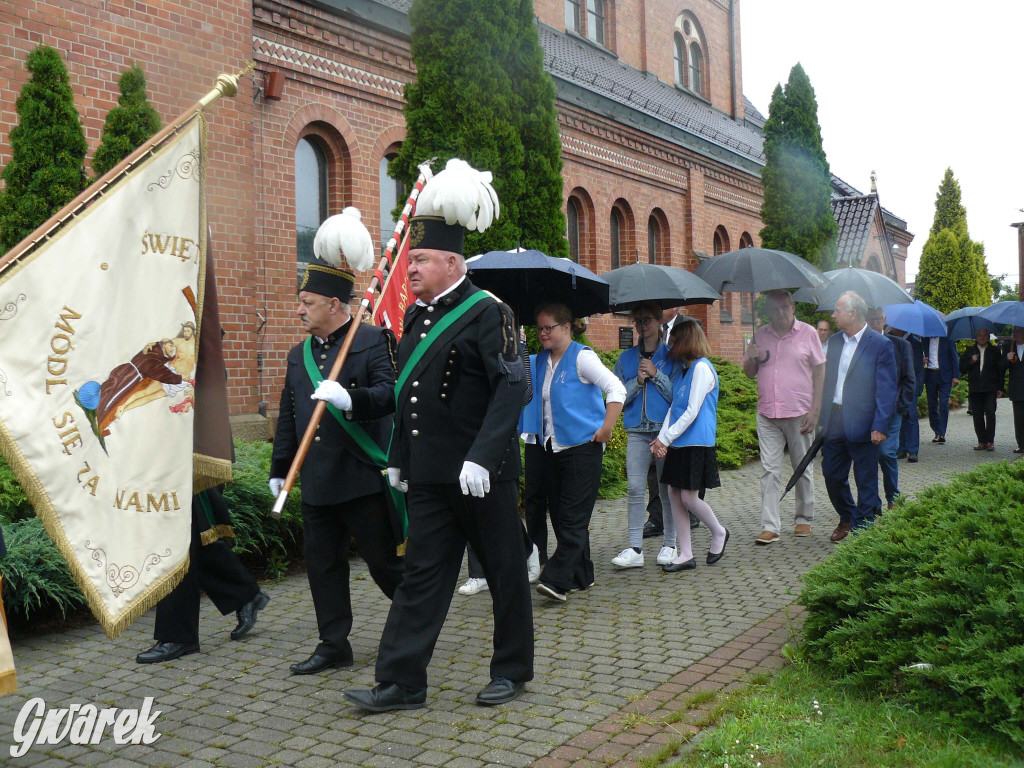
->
xmin=231 ymin=590 xmax=269 ymax=640
xmin=290 ymin=651 xmax=353 ymax=675
xmin=344 ymin=683 xmax=427 ymax=712
xmin=476 ymin=677 xmax=525 ymax=706
xmin=706 ymin=528 xmax=729 ymax=565
xmin=907 ymin=452 xmax=918 ymax=462
xmin=896 ymin=450 xmax=907 ymax=459
xmin=661 ymin=558 xmax=696 ymax=573
xmin=136 ymin=641 xmax=199 ymax=664
xmin=689 ymin=515 xmax=701 ymax=530
xmin=642 ymin=521 xmax=663 ymax=539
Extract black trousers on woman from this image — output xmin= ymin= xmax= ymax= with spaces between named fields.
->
xmin=536 ymin=440 xmax=603 ymax=593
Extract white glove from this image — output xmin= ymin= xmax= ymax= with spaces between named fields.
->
xmin=162 ymin=380 xmax=191 ymax=397
xmin=268 ymin=477 xmax=285 ymax=496
xmin=387 ymin=467 xmax=408 ymax=493
xmin=311 ymin=380 xmax=352 ymax=411
xmin=459 ymin=461 xmax=491 ymax=498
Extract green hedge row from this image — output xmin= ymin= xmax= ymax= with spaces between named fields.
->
xmin=800 ymin=459 xmax=1024 ymax=749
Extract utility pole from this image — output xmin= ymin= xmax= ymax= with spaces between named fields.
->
xmin=1013 ymin=214 xmax=1024 ymax=301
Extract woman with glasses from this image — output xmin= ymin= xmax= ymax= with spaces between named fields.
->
xmin=651 ymin=321 xmax=729 ymax=572
xmin=610 ymin=303 xmax=678 ymax=569
xmin=522 ymin=302 xmax=626 ymax=602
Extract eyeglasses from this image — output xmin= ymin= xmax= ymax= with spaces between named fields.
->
xmin=537 ymin=323 xmax=566 ymax=334
xmin=632 ymin=317 xmax=655 ymax=327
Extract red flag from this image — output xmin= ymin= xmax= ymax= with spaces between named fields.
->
xmin=372 ymin=229 xmax=412 ymax=342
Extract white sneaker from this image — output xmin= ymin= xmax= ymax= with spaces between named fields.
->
xmin=656 ymin=546 xmax=677 ymax=565
xmin=458 ymin=577 xmax=489 ymax=595
xmin=611 ymin=548 xmax=644 ymax=568
xmin=526 ymin=544 xmax=541 ymax=583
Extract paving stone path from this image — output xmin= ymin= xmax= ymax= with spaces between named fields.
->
xmin=1 ymin=408 xmax=1016 ymax=767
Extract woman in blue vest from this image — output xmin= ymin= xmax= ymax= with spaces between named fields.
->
xmin=523 ymin=302 xmax=626 ymax=602
xmin=651 ymin=321 xmax=729 ymax=572
xmin=611 ymin=302 xmax=678 ymax=569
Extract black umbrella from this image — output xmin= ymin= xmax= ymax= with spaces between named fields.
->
xmin=780 ymin=430 xmax=825 ymax=501
xmin=466 ymin=249 xmax=610 ymax=323
xmin=791 ymin=267 xmax=912 ymax=311
xmin=695 ymin=247 xmax=829 ymax=363
xmin=603 ymin=262 xmax=721 ymax=311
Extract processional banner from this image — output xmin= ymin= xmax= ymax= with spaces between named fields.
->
xmin=0 ymin=115 xmax=214 ymax=637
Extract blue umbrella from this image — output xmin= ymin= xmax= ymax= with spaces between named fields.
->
xmin=466 ymin=249 xmax=610 ymax=322
xmin=883 ymin=300 xmax=947 ymax=338
xmin=977 ymin=300 xmax=1024 ymax=328
xmin=944 ymin=306 xmax=998 ymax=341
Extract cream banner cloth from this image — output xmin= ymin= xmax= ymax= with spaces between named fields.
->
xmin=0 ymin=116 xmax=206 ymax=637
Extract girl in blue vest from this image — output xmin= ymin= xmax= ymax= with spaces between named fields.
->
xmin=651 ymin=321 xmax=729 ymax=572
xmin=611 ymin=302 xmax=678 ymax=569
xmin=523 ymin=302 xmax=626 ymax=602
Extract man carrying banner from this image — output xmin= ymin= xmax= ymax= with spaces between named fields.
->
xmin=270 ymin=209 xmax=404 ymax=675
xmin=345 ymin=159 xmax=534 ymax=712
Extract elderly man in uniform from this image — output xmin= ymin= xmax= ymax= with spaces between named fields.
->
xmin=270 ymin=241 xmax=404 ymax=675
xmin=345 ymin=160 xmax=533 ymax=712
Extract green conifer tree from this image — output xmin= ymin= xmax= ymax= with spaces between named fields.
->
xmin=391 ymin=0 xmax=565 ymax=257
xmin=92 ymin=64 xmax=161 ymax=178
xmin=758 ymin=63 xmax=837 ymax=269
xmin=0 ymin=45 xmax=88 ymax=254
xmin=929 ymin=167 xmax=967 ymax=237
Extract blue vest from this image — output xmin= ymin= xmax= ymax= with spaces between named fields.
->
xmin=618 ymin=344 xmax=672 ymax=428
xmin=667 ymin=358 xmax=719 ymax=448
xmin=520 ymin=342 xmax=606 ymax=447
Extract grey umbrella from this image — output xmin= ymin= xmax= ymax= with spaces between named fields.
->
xmin=791 ymin=267 xmax=912 ymax=311
xmin=603 ymin=263 xmax=721 ymax=311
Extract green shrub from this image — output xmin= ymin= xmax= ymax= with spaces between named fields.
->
xmin=0 ymin=517 xmax=85 ymax=621
xmin=0 ymin=453 xmax=33 ymax=523
xmin=799 ymin=459 xmax=1024 ymax=748
xmin=597 ymin=419 xmax=628 ymax=499
xmin=710 ymin=355 xmax=759 ymax=469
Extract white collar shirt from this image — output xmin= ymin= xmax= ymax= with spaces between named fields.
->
xmin=832 ymin=324 xmax=867 ymax=405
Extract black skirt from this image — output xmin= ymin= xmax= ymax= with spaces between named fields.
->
xmin=661 ymin=445 xmax=720 ymax=491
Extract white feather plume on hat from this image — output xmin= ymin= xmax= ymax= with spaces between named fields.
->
xmin=313 ymin=206 xmax=375 ymax=272
xmin=416 ymin=158 xmax=500 ymax=233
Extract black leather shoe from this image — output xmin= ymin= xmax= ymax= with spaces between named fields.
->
xmin=896 ymin=450 xmax=907 ymax=459
xmin=907 ymin=452 xmax=919 ymax=462
xmin=476 ymin=677 xmax=525 ymax=706
xmin=290 ymin=651 xmax=353 ymax=675
xmin=689 ymin=515 xmax=701 ymax=530
xmin=136 ymin=641 xmax=199 ymax=664
xmin=344 ymin=683 xmax=427 ymax=712
xmin=642 ymin=521 xmax=663 ymax=539
xmin=662 ymin=558 xmax=696 ymax=573
xmin=706 ymin=528 xmax=729 ymax=565
xmin=231 ymin=590 xmax=269 ymax=640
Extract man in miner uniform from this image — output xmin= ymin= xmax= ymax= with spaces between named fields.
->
xmin=270 ymin=207 xmax=404 ymax=675
xmin=345 ymin=159 xmax=534 ymax=712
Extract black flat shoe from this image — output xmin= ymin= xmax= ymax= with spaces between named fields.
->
xmin=476 ymin=677 xmax=525 ymax=706
xmin=231 ymin=590 xmax=269 ymax=640
xmin=290 ymin=651 xmax=353 ymax=675
xmin=707 ymin=528 xmax=729 ymax=565
xmin=661 ymin=559 xmax=696 ymax=573
xmin=136 ymin=641 xmax=199 ymax=664
xmin=344 ymin=683 xmax=427 ymax=712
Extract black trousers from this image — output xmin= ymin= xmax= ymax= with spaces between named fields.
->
xmin=375 ymin=480 xmax=533 ymax=690
xmin=523 ymin=442 xmax=551 ymax=565
xmin=302 ymin=493 xmax=404 ymax=660
xmin=969 ymin=391 xmax=997 ymax=445
xmin=154 ymin=530 xmax=258 ymax=646
xmin=645 ymin=461 xmax=663 ymax=525
xmin=466 ymin=522 xmax=534 ymax=579
xmin=1014 ymin=400 xmax=1024 ymax=449
xmin=537 ymin=441 xmax=603 ymax=593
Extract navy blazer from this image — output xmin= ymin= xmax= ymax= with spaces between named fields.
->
xmin=886 ymin=332 xmax=916 ymax=418
xmin=820 ymin=325 xmax=898 ymax=442
xmin=925 ymin=336 xmax=959 ymax=386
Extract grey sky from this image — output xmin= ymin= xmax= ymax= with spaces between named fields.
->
xmin=741 ymin=1 xmax=1023 ymax=287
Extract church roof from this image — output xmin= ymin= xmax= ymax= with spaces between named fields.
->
xmin=831 ymin=194 xmax=880 ymax=265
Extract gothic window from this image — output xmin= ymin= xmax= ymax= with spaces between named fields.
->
xmin=295 ymin=136 xmax=328 ymax=274
xmin=565 ymin=0 xmax=581 ymax=33
xmin=648 ymin=215 xmax=660 ymax=264
xmin=674 ymin=33 xmax=686 ymax=86
xmin=610 ymin=207 xmax=622 ymax=269
xmin=587 ymin=0 xmax=605 ymax=45
xmin=379 ymin=154 xmax=406 ymax=247
xmin=675 ymin=14 xmax=707 ymax=98
xmin=567 ymin=196 xmax=581 ymax=263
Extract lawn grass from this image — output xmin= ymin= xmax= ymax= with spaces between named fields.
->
xmin=661 ymin=661 xmax=1021 ymax=768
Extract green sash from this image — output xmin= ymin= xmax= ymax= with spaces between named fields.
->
xmin=302 ymin=337 xmax=407 ymax=538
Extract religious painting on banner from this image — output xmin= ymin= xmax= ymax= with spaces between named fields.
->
xmin=372 ymin=229 xmax=411 ymax=342
xmin=0 ymin=114 xmax=225 ymax=638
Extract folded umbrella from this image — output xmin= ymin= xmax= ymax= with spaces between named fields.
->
xmin=604 ymin=262 xmax=721 ymax=311
xmin=944 ymin=306 xmax=998 ymax=341
xmin=791 ymin=267 xmax=912 ymax=311
xmin=781 ymin=430 xmax=825 ymax=502
xmin=882 ymin=300 xmax=947 ymax=338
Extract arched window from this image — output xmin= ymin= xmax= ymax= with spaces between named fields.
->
xmin=713 ymin=226 xmax=729 ymax=256
xmin=610 ymin=207 xmax=623 ymax=269
xmin=567 ymin=197 xmax=581 ymax=263
xmin=296 ymin=136 xmax=328 ymax=274
xmin=674 ymin=34 xmax=686 ymax=86
xmin=648 ymin=215 xmax=660 ymax=264
xmin=565 ymin=0 xmax=581 ymax=33
xmin=739 ymin=232 xmax=754 ymax=249
xmin=864 ymin=254 xmax=882 ymax=273
xmin=689 ymin=42 xmax=704 ymax=97
xmin=379 ymin=153 xmax=406 ymax=247
xmin=587 ymin=0 xmax=604 ymax=45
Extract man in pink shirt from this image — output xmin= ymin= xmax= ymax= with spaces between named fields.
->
xmin=743 ymin=291 xmax=825 ymax=544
